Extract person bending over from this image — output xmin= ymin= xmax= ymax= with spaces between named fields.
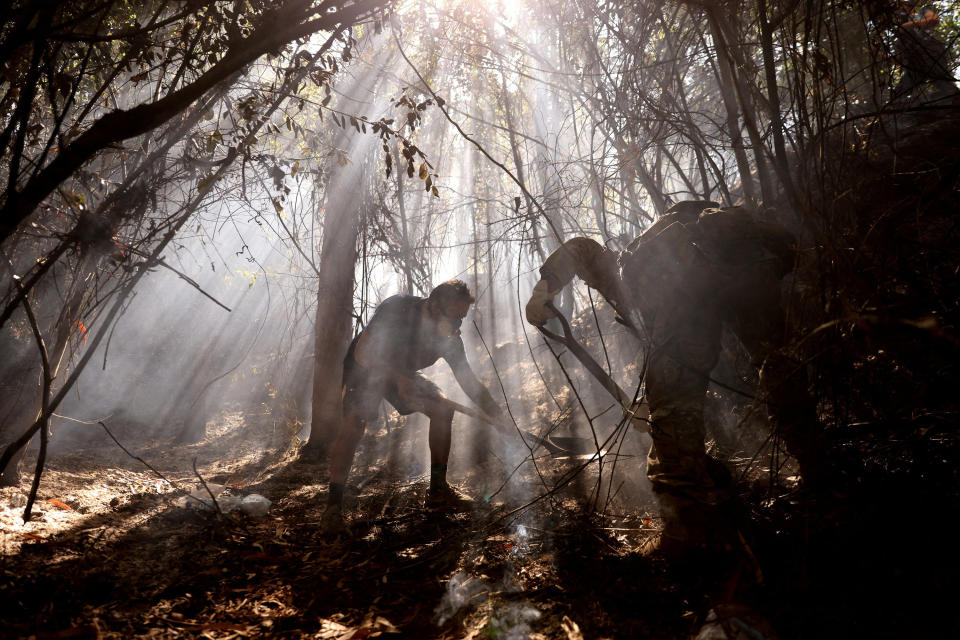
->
xmin=525 ymin=202 xmax=823 ymax=556
xmin=323 ymin=280 xmax=505 ymax=531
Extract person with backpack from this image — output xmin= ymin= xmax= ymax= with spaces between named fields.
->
xmin=525 ymin=202 xmax=823 ymax=555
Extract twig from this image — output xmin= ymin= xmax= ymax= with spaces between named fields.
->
xmin=541 ymin=336 xmax=608 ymax=509
xmin=515 ymin=228 xmax=562 ymax=412
xmin=587 ymin=288 xmax=613 ymax=374
xmin=101 ymin=290 xmax=137 ymax=370
xmin=15 ymin=277 xmax=52 ymax=522
xmin=604 ymin=358 xmax=648 ymax=512
xmin=472 ymin=319 xmax=552 ymax=498
xmin=192 ymin=456 xmax=223 ymax=516
xmin=99 ymin=421 xmax=177 ymax=489
xmin=125 ymin=247 xmax=232 ymax=312
xmin=391 ymin=27 xmax=563 ymax=243
xmin=485 ymin=420 xmax=628 ymax=531
xmin=0 ymin=241 xmax=69 ymax=331
xmin=485 ymin=408 xmax=570 ymax=503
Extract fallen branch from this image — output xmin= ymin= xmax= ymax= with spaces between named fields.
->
xmin=98 ymin=421 xmax=177 ymax=489
xmin=15 ymin=276 xmax=53 ymax=522
xmin=192 ymin=457 xmax=223 ymax=516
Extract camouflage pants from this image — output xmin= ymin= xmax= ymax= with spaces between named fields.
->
xmin=644 ymin=270 xmax=819 ymax=539
xmin=645 ymin=308 xmax=727 ymax=539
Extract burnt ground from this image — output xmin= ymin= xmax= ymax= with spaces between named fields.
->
xmin=3 ymin=402 xmax=960 ymax=639
xmin=1 ymin=408 xmax=713 ymax=640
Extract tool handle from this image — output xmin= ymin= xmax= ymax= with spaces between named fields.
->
xmin=540 ymin=302 xmax=634 ymax=409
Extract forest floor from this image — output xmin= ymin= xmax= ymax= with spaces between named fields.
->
xmin=4 ymin=400 xmax=957 ymax=639
xmin=0 ymin=407 xmax=723 ymax=640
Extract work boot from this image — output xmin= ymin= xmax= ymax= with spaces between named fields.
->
xmin=427 ymin=482 xmax=472 ymax=510
xmin=321 ymin=503 xmax=349 ymax=537
xmin=428 ymin=463 xmax=468 ymax=507
xmin=646 ymin=519 xmax=711 ymax=558
xmin=646 ymin=499 xmax=742 ymax=559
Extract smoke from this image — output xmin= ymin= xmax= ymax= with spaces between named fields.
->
xmin=485 ymin=603 xmax=542 ymax=640
xmin=434 ymin=523 xmax=543 ymax=636
xmin=1 ymin=0 xmax=668 ymax=518
xmin=434 ymin=573 xmax=542 ymax=640
xmin=435 ymin=572 xmax=488 ymax=625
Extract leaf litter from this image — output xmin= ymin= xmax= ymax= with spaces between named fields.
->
xmin=1 ymin=408 xmax=698 ymax=639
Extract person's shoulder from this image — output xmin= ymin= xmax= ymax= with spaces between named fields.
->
xmin=378 ymin=293 xmax=426 ymax=309
xmin=372 ymin=294 xmax=426 ymax=321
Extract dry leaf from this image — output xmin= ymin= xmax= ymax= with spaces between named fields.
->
xmin=561 ymin=615 xmax=583 ymax=640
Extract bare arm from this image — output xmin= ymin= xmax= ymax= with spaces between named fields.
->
xmin=902 ymin=10 xmax=939 ymax=29
xmin=445 ymin=340 xmax=502 ymax=419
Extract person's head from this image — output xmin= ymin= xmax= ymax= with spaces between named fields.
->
xmin=895 ymin=2 xmax=918 ymax=18
xmin=664 ymin=200 xmax=719 ymax=223
xmin=427 ymin=279 xmax=474 ymax=337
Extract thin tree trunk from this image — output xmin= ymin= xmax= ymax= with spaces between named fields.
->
xmin=758 ymin=0 xmax=799 ymax=203
xmin=484 ymin=204 xmax=498 ymax=348
xmin=303 ymin=170 xmax=362 ymax=458
xmin=702 ymin=19 xmax=757 ymax=205
xmin=709 ymin=7 xmax=776 ymax=203
xmin=394 ymin=138 xmax=415 ymax=295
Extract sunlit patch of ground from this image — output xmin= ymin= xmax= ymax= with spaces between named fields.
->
xmin=0 ymin=407 xmax=294 ymax=554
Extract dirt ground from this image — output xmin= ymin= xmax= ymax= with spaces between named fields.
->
xmin=4 ymin=399 xmax=960 ymax=640
xmin=2 ymin=407 xmax=730 ymax=640
xmin=7 ymin=324 xmax=958 ymax=635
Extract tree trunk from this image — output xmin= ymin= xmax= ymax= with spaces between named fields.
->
xmin=394 ymin=138 xmax=416 ymax=295
xmin=302 ymin=170 xmax=362 ymax=458
xmin=702 ymin=17 xmax=757 ymax=206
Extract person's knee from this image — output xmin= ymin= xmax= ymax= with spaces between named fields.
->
xmin=427 ymin=406 xmax=455 ymax=425
xmin=338 ymin=412 xmax=367 ymax=443
xmin=650 ymin=406 xmax=707 ymax=444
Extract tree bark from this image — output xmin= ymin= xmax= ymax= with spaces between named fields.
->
xmin=705 ymin=18 xmax=757 ymax=206
xmin=303 ymin=168 xmax=363 ymax=458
